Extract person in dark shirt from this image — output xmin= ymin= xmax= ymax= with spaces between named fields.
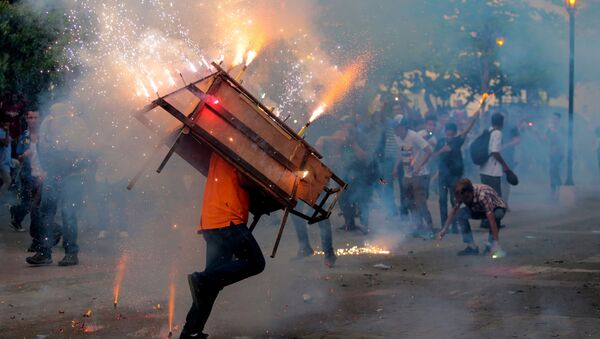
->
xmin=435 ymin=112 xmax=479 ymax=232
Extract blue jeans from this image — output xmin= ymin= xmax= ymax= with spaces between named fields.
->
xmin=549 ymin=154 xmax=562 ymax=193
xmin=95 ymin=179 xmax=129 ymax=231
xmin=378 ymin=159 xmax=399 ymax=216
xmin=456 ymin=207 xmax=506 ymax=245
xmin=39 ymin=175 xmax=85 ymax=255
xmin=183 ymin=223 xmax=265 ymax=334
xmin=292 ymin=214 xmax=334 ymax=257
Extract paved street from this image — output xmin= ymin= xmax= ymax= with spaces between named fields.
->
xmin=1 ymin=185 xmax=599 ymax=339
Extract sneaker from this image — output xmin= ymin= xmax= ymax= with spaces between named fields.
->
xmin=119 ymin=231 xmax=129 ymax=238
xmin=324 ymin=254 xmax=337 ymax=268
xmin=26 ymin=252 xmax=52 ymax=265
xmin=179 ymin=330 xmax=208 ymax=339
xmin=9 ymin=220 xmax=25 ymax=232
xmin=97 ymin=230 xmax=107 ymax=239
xmin=58 ymin=253 xmax=79 ymax=266
xmin=457 ymin=245 xmax=480 ymax=256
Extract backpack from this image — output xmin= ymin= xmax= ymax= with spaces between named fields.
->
xmin=470 ymin=130 xmax=491 ymax=166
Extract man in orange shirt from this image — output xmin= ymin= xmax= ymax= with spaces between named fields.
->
xmin=181 ymin=152 xmax=265 ymax=339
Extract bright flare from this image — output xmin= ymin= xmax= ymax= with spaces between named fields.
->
xmin=168 ymin=282 xmax=175 ymax=333
xmin=245 ymin=50 xmax=258 ymax=66
xmin=309 ymin=104 xmax=326 ymax=123
xmin=309 ymin=55 xmax=369 ymax=123
xmin=113 ymin=251 xmax=129 ymax=308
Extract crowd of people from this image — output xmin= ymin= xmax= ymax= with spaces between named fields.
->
xmin=0 ymin=95 xmax=129 ymax=267
xmin=0 ymin=88 xmax=587 ymax=267
xmin=301 ymin=96 xmax=577 ymax=259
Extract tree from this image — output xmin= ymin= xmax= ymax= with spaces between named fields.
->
xmin=0 ymin=0 xmax=72 ymax=109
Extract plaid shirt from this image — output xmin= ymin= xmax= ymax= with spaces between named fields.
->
xmin=464 ymin=184 xmax=506 ymax=214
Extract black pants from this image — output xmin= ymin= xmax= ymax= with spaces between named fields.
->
xmin=438 ymin=174 xmax=461 ymax=226
xmin=480 ymin=174 xmax=502 ymax=196
xmin=12 ymin=176 xmax=42 ymax=245
xmin=183 ymin=223 xmax=265 ymax=334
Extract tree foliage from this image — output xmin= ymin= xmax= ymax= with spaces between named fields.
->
xmin=0 ymin=0 xmax=72 ymax=109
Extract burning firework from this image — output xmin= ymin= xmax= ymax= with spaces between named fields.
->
xmin=316 ymin=243 xmax=390 ymax=256
xmin=168 ymin=282 xmax=175 ymax=336
xmin=296 ymin=55 xmax=370 ymax=137
xmin=113 ymin=251 xmax=129 ymax=309
xmin=309 ymin=55 xmax=370 ymax=123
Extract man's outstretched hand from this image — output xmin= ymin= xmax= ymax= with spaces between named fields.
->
xmin=437 ymin=229 xmax=446 ymax=240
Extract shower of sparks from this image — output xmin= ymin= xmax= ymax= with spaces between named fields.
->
xmin=315 ymin=243 xmax=390 ymax=256
xmin=44 ymin=0 xmax=372 ymax=147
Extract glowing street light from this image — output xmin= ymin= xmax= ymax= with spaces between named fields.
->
xmin=495 ymin=37 xmax=505 ymax=47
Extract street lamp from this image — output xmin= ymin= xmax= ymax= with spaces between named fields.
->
xmin=565 ymin=0 xmax=576 ymax=186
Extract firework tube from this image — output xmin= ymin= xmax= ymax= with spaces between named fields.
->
xmin=297 ymin=121 xmax=311 ymax=138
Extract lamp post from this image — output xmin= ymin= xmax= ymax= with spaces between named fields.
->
xmin=565 ymin=0 xmax=576 ymax=186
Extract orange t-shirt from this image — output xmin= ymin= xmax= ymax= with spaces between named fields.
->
xmin=198 ymin=153 xmax=249 ymax=231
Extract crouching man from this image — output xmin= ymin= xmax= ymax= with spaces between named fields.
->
xmin=437 ymin=178 xmax=507 ymax=258
xmin=181 ymin=152 xmax=265 ymax=339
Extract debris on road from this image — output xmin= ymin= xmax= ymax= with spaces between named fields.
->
xmin=373 ymin=263 xmax=391 ymax=270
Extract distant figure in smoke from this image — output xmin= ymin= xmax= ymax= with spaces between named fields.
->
xmin=392 ymin=115 xmax=434 ymax=238
xmin=499 ymin=111 xmax=521 ymax=207
xmin=25 ymin=103 xmax=92 ymax=266
xmin=595 ymin=127 xmax=600 ymax=179
xmin=291 ymin=214 xmax=336 ymax=267
xmin=438 ymin=178 xmax=507 ymax=258
xmin=183 ymin=153 xmax=265 ymax=339
xmin=316 ymin=116 xmax=371 ymax=233
xmin=417 ymin=114 xmax=438 ymax=199
xmin=95 ymin=175 xmax=130 ymax=240
xmin=0 ymin=118 xmax=12 ymax=198
xmin=534 ymin=112 xmax=564 ymax=198
xmin=377 ymin=105 xmax=402 ymax=218
xmin=10 ymin=111 xmax=43 ymax=236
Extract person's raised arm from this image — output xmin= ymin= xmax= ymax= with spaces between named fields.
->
xmin=460 ymin=111 xmax=481 ymax=137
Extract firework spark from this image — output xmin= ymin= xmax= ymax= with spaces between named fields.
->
xmin=315 ymin=243 xmax=390 ymax=256
xmin=113 ymin=251 xmax=129 ymax=309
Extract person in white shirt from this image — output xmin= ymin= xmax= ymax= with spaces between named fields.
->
xmin=418 ymin=115 xmax=438 ymax=200
xmin=392 ymin=115 xmax=434 ymax=238
xmin=480 ymin=112 xmax=511 ymax=196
